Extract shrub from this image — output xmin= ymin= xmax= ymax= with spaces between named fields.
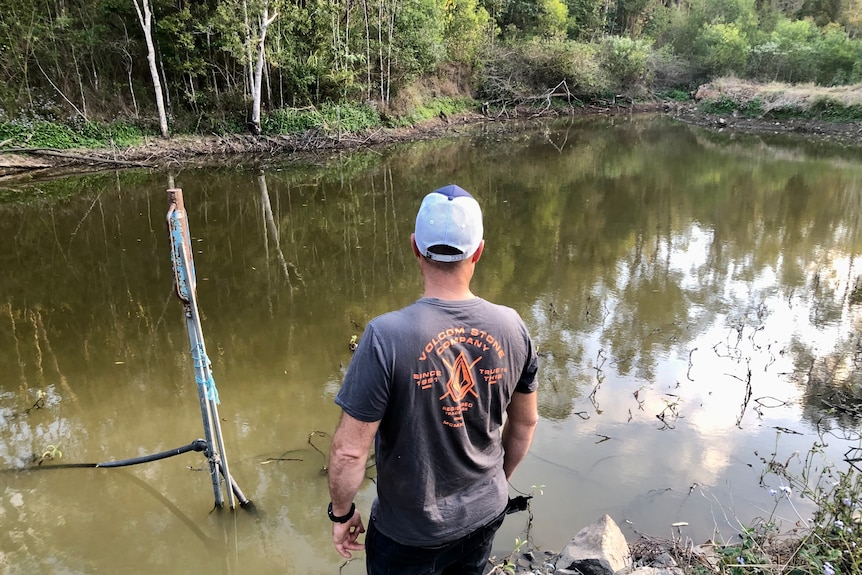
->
xmin=809 ymin=97 xmax=862 ymax=121
xmin=475 ymin=40 xmax=611 ymax=103
xmin=647 ymin=45 xmax=699 ymax=91
xmin=261 ymin=108 xmax=322 ymax=135
xmin=814 ymin=24 xmax=862 ymax=85
xmin=0 ymin=118 xmax=145 ymax=149
xmin=698 ymin=22 xmax=750 ymax=77
xmin=699 ymin=96 xmax=738 ymax=114
xmin=599 ymin=36 xmax=653 ymax=91
xmin=319 ymin=103 xmax=382 ymax=132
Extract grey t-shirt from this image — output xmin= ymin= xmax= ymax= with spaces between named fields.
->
xmin=335 ymin=297 xmax=538 ymax=547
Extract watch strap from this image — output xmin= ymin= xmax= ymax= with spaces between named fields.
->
xmin=328 ymin=502 xmax=356 ymax=523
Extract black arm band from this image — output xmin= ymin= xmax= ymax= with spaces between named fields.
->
xmin=327 ymin=502 xmax=356 ymax=523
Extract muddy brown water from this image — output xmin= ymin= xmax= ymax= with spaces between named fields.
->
xmin=2 ymin=114 xmax=862 ymax=574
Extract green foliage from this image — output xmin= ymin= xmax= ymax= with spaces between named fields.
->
xmin=444 ymin=0 xmax=493 ymax=63
xmin=476 ymin=40 xmax=610 ymax=103
xmin=699 ymin=96 xmax=737 ymax=114
xmin=647 ymin=45 xmax=699 ymax=90
xmin=1 ymin=0 xmax=861 ymax=131
xmin=813 ymin=24 xmax=862 ymax=85
xmin=599 ymin=36 xmax=653 ymax=90
xmin=747 ymin=17 xmax=819 ymax=82
xmin=388 ymin=96 xmax=473 ymax=127
xmin=737 ymin=438 xmax=862 ymax=575
xmin=0 ymin=119 xmax=145 ymax=149
xmin=714 ymin=528 xmax=774 ymax=574
xmin=319 ymin=103 xmax=382 ymax=132
xmin=655 ymin=89 xmax=692 ymax=101
xmin=393 ymin=0 xmax=447 ymax=82
xmin=698 ymin=96 xmax=763 ymax=117
xmin=809 ymin=97 xmax=862 ymax=120
xmin=262 ymin=108 xmax=322 ymax=135
xmin=655 ymin=0 xmax=761 ymax=80
xmin=537 ymin=0 xmax=569 ymax=38
xmin=564 ymin=0 xmax=604 ymax=40
xmin=698 ymin=22 xmax=750 ymax=76
xmin=262 ymin=103 xmax=381 ymax=135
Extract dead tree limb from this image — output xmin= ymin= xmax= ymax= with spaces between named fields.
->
xmin=1 ymin=148 xmax=154 ymax=168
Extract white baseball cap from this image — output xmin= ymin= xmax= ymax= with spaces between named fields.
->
xmin=414 ymin=185 xmax=483 ymax=262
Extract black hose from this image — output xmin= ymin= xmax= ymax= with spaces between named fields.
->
xmin=4 ymin=439 xmax=255 ymax=511
xmin=2 ymin=439 xmax=208 ymax=472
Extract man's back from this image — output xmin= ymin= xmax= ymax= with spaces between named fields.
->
xmin=335 ymin=296 xmax=536 ymax=546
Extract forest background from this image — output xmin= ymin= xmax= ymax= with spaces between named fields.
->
xmin=1 ymin=0 xmax=862 ymax=147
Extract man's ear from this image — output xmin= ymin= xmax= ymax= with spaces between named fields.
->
xmin=471 ymin=240 xmax=485 ymax=263
xmin=411 ymin=233 xmax=421 ymax=257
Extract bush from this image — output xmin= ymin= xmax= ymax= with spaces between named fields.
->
xmin=599 ymin=36 xmax=653 ymax=91
xmin=814 ymin=24 xmax=862 ymax=85
xmin=319 ymin=102 xmax=382 ymax=132
xmin=262 ymin=103 xmax=382 ymax=135
xmin=809 ymin=97 xmax=862 ymax=121
xmin=475 ymin=40 xmax=611 ymax=103
xmin=647 ymin=45 xmax=699 ymax=91
xmin=261 ymin=108 xmax=322 ymax=135
xmin=0 ymin=118 xmax=145 ymax=149
xmin=699 ymin=22 xmax=750 ymax=77
xmin=699 ymin=96 xmax=738 ymax=114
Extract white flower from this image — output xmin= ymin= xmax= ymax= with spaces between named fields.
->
xmin=824 ymin=561 xmax=835 ymax=575
xmin=737 ymin=556 xmax=745 ymax=565
xmin=780 ymin=485 xmax=792 ymax=497
xmin=769 ymin=489 xmax=777 ymax=496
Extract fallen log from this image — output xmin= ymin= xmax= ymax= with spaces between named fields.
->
xmin=0 ymin=147 xmax=154 ymax=168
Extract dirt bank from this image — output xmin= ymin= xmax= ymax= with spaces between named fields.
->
xmin=3 ymin=80 xmax=862 ymax=182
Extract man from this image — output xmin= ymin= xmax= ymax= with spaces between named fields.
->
xmin=327 ymin=184 xmax=539 ymax=575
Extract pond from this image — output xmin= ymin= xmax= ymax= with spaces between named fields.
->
xmin=2 ymin=114 xmax=862 ymax=574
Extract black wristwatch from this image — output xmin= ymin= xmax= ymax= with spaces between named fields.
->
xmin=327 ymin=502 xmax=356 ymax=523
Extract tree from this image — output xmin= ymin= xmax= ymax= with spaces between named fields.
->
xmin=250 ymin=2 xmax=278 ymax=135
xmin=443 ymin=0 xmax=492 ymax=62
xmin=132 ymin=0 xmax=170 ymax=138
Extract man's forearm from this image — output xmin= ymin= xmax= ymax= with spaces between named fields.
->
xmin=328 ymin=448 xmax=369 ymax=515
xmin=502 ymin=419 xmax=536 ymax=479
xmin=327 ymin=413 xmax=380 ymax=515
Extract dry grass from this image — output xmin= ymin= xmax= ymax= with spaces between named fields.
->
xmin=700 ymin=77 xmax=862 ymax=112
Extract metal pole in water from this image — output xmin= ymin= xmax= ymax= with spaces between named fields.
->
xmin=166 ymin=188 xmax=239 ymax=510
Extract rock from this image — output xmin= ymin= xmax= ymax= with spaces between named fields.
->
xmin=652 ymin=552 xmax=677 ymax=568
xmin=555 ymin=515 xmax=631 ymax=575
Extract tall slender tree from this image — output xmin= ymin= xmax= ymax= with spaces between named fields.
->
xmin=250 ymin=3 xmax=278 ymax=135
xmin=132 ymin=0 xmax=170 ymax=138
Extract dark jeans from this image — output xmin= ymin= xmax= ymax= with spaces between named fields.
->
xmin=365 ymin=511 xmax=507 ymax=575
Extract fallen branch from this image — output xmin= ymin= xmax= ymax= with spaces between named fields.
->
xmin=1 ymin=147 xmax=154 ymax=168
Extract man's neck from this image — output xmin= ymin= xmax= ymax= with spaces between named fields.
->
xmin=422 ymin=283 xmax=475 ymax=301
xmin=420 ymin=266 xmax=475 ymax=301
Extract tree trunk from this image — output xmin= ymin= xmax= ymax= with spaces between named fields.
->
xmin=132 ymin=0 xmax=169 ymax=138
xmin=250 ymin=6 xmax=277 ymax=136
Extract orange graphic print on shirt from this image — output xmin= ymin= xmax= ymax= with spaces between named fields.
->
xmin=414 ymin=326 xmax=509 ymax=428
xmin=439 ymin=352 xmax=481 ymax=402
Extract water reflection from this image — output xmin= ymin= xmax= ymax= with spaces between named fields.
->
xmin=1 ymin=115 xmax=862 ymax=574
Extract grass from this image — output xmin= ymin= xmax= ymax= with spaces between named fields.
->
xmin=696 ymin=78 xmax=862 ymax=122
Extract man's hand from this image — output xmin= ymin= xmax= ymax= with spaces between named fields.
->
xmin=328 ymin=413 xmax=379 ymax=558
xmin=332 ymin=511 xmax=366 ymax=558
